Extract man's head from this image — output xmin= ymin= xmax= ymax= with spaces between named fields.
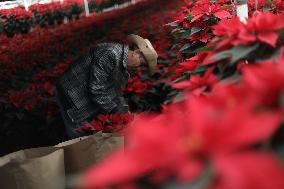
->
xmin=127 ymin=48 xmax=148 ymax=71
xmin=126 ymin=34 xmax=158 ymax=76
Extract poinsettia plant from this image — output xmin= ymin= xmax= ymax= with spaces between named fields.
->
xmin=0 ymin=0 xmax=132 ymax=37
xmin=168 ymin=0 xmax=232 ymax=59
xmin=186 ymin=11 xmax=284 ymax=80
xmin=247 ymin=0 xmax=284 ymax=14
xmin=168 ymin=0 xmax=284 ymax=84
xmin=78 ymin=113 xmax=134 ymax=133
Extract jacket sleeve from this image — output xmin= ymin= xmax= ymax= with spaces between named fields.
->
xmin=89 ymin=50 xmax=118 ymax=114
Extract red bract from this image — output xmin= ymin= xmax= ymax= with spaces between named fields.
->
xmin=213 ymin=153 xmax=284 ymax=189
xmin=172 ymin=0 xmax=231 ymax=46
xmin=190 ymin=0 xmax=231 ymax=20
xmin=213 ymin=12 xmax=284 ymax=47
xmin=80 ymin=113 xmax=134 ymax=132
xmin=244 ymin=12 xmax=284 ymax=47
xmin=242 ymin=56 xmax=284 ymax=108
xmin=178 ymin=55 xmax=200 ymax=71
xmin=186 ymin=94 xmax=282 ymax=154
xmin=248 ymin=0 xmax=284 ymax=14
xmin=213 ymin=17 xmax=243 ymax=40
xmin=125 ymin=76 xmax=153 ymax=94
xmin=172 ymin=68 xmax=218 ymax=95
xmin=42 ymin=81 xmax=55 ymax=95
xmin=98 ymin=114 xmax=109 ymax=122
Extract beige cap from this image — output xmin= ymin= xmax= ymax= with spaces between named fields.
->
xmin=127 ymin=34 xmax=158 ymax=76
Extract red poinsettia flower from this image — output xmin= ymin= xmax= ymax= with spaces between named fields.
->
xmin=213 ymin=152 xmax=284 ymax=189
xmin=242 ymin=12 xmax=284 ymax=47
xmin=242 ymin=56 xmax=284 ymax=108
xmin=189 ymin=0 xmax=231 ymax=22
xmin=177 ymin=56 xmax=200 ymax=72
xmin=186 ymin=94 xmax=282 ymax=155
xmin=125 ymin=76 xmax=153 ymax=94
xmin=97 ymin=114 xmax=109 ymax=122
xmin=172 ymin=68 xmax=218 ymax=95
xmin=213 ymin=17 xmax=243 ymax=39
xmin=213 ymin=12 xmax=284 ymax=47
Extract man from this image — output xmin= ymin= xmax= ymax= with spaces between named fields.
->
xmin=55 ymin=34 xmax=158 ymax=139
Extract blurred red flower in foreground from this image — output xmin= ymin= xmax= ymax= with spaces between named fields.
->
xmin=241 ymin=56 xmax=284 ymax=108
xmin=82 ymin=72 xmax=284 ymax=188
xmin=213 ymin=153 xmax=284 ymax=189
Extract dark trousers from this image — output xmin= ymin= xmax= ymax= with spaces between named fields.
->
xmin=54 ymin=89 xmax=86 ymax=139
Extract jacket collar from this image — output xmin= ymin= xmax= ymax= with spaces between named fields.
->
xmin=122 ymin=44 xmax=129 ymax=69
xmin=122 ymin=45 xmax=130 ymax=80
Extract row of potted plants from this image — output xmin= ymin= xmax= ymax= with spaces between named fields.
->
xmin=0 ymin=0 xmax=131 ymax=37
xmin=0 ymin=0 xmax=174 ymax=155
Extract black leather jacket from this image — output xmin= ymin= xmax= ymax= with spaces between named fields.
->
xmin=56 ymin=43 xmax=130 ymax=124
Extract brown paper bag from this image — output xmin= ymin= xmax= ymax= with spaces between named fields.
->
xmin=55 ymin=135 xmax=97 ymax=174
xmin=94 ymin=132 xmax=124 ymax=161
xmin=0 ymin=147 xmax=65 ymax=189
xmin=55 ymin=132 xmax=124 ymax=174
xmin=0 ymin=132 xmax=124 ymax=189
xmin=57 ymin=132 xmax=124 ymax=189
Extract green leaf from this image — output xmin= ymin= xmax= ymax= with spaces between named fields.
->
xmin=170 ymin=44 xmax=179 ymax=50
xmin=165 ymin=69 xmax=176 ymax=78
xmin=171 ymin=28 xmax=182 ymax=34
xmin=230 ymin=44 xmax=259 ymax=63
xmin=221 ymin=5 xmax=232 ymax=9
xmin=263 ymin=5 xmax=272 ymax=12
xmin=212 ymin=49 xmax=232 ymax=60
xmin=191 ymin=27 xmax=203 ymax=35
xmin=166 ymin=21 xmax=179 ymax=27
xmin=279 ymin=29 xmax=284 ymax=40
xmin=280 ymin=92 xmax=284 ymax=108
xmin=167 ymin=90 xmax=178 ymax=97
xmin=180 ymin=27 xmax=203 ymax=39
xmin=193 ymin=64 xmax=213 ymax=74
xmin=171 ymin=91 xmax=184 ymax=103
xmin=172 ymin=73 xmax=189 ymax=83
xmin=158 ymin=59 xmax=170 ymax=65
xmin=179 ymin=43 xmax=192 ymax=51
xmin=212 ymin=44 xmax=259 ymax=65
xmin=275 ymin=146 xmax=284 ymax=160
xmin=195 ymin=45 xmax=216 ymax=53
xmin=180 ymin=29 xmax=192 ymax=39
